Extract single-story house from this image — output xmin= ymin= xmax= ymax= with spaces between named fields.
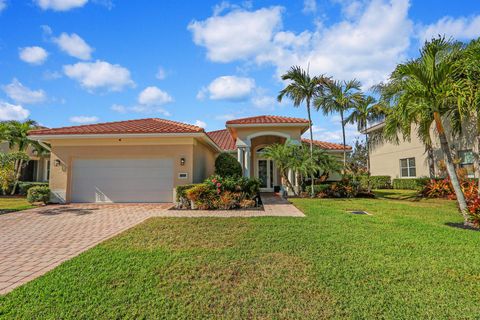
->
xmin=28 ymin=115 xmax=350 ymax=203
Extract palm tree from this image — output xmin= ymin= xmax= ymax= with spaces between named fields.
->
xmin=380 ymin=37 xmax=470 ymax=225
xmin=0 ymin=120 xmax=46 ymax=194
xmin=344 ymin=95 xmax=385 ymax=173
xmin=278 ymin=66 xmax=328 ymax=197
xmin=314 ymin=79 xmax=363 ymax=169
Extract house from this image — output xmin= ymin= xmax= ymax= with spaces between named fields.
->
xmin=365 ymin=121 xmax=477 ymax=179
xmin=28 ymin=115 xmax=350 ymax=203
xmin=0 ymin=141 xmax=50 ymax=183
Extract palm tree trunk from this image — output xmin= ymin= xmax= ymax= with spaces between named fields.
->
xmin=282 ymin=172 xmax=298 ymax=197
xmin=433 ymin=112 xmax=470 ymax=224
xmin=340 ymin=110 xmax=347 ymax=170
xmin=365 ymin=133 xmax=371 ymax=193
xmin=10 ymin=158 xmax=23 ymax=195
xmin=426 ymin=145 xmax=435 ymax=178
xmin=306 ymin=98 xmax=315 ymax=197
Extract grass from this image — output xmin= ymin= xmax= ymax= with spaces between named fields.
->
xmin=1 ymin=190 xmax=480 ymax=319
xmin=0 ymin=196 xmax=34 ymax=214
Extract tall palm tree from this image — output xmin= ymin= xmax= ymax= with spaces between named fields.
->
xmin=314 ymin=79 xmax=363 ymax=169
xmin=278 ymin=66 xmax=328 ymax=197
xmin=380 ymin=37 xmax=470 ymax=225
xmin=0 ymin=120 xmax=46 ymax=194
xmin=344 ymin=95 xmax=385 ymax=174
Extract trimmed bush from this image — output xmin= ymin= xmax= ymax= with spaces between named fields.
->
xmin=18 ymin=182 xmax=49 ymax=195
xmin=214 ymin=153 xmax=242 ymax=177
xmin=27 ymin=186 xmax=50 ymax=204
xmin=392 ymin=177 xmax=430 ymax=190
xmin=358 ymin=175 xmax=391 ymax=189
xmin=306 ymin=184 xmax=331 ymax=195
xmin=175 ymin=184 xmax=198 ymax=202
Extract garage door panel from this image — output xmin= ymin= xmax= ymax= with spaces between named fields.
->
xmin=72 ymin=158 xmax=173 ymax=203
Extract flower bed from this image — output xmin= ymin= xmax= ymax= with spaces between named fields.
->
xmin=175 ymin=175 xmax=261 ymax=210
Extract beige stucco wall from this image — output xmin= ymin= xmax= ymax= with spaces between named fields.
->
xmin=192 ymin=140 xmax=217 ymax=183
xmin=47 ymin=137 xmax=204 ymax=203
xmin=368 ymin=121 xmax=478 ymax=179
xmin=233 ymin=126 xmax=304 ymax=144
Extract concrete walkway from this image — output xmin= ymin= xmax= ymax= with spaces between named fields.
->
xmin=0 ymin=194 xmax=302 ymax=294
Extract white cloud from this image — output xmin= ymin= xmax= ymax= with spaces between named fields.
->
xmin=215 ymin=114 xmax=236 ymax=121
xmin=252 ymin=95 xmax=275 ymax=109
xmin=308 ymin=122 xmax=360 ymax=144
xmin=0 ymin=102 xmax=30 ymax=121
xmin=110 ymin=104 xmax=127 ymax=113
xmin=69 ymin=115 xmax=99 ymax=123
xmin=2 ymin=79 xmax=47 ymax=105
xmin=63 ymin=60 xmax=134 ymax=92
xmin=188 ymin=6 xmax=283 ymax=62
xmin=418 ymin=15 xmax=480 ymax=42
xmin=190 ymin=0 xmax=413 ymax=88
xmin=303 ymin=0 xmax=317 ymax=14
xmin=111 ymin=103 xmax=171 ymax=117
xmin=0 ymin=0 xmax=7 ymax=13
xmin=53 ymin=33 xmax=93 ymax=60
xmin=138 ymin=86 xmax=173 ymax=106
xmin=19 ymin=46 xmax=48 ymax=65
xmin=199 ymin=76 xmax=255 ymax=101
xmin=35 ymin=0 xmax=88 ymax=11
xmin=43 ymin=70 xmax=63 ymax=80
xmin=194 ymin=120 xmax=207 ymax=128
xmin=155 ymin=66 xmax=167 ymax=80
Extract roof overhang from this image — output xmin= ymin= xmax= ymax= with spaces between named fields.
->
xmin=226 ymin=122 xmax=310 ymax=140
xmin=29 ymin=132 xmax=222 ymax=153
xmin=362 ymin=121 xmax=385 ymax=134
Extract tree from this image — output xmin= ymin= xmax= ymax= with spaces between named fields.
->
xmin=380 ymin=37 xmax=470 ymax=225
xmin=346 ymin=139 xmax=368 ymax=175
xmin=0 ymin=152 xmax=29 ymax=195
xmin=278 ymin=66 xmax=328 ymax=197
xmin=214 ymin=152 xmax=242 ymax=177
xmin=314 ymin=79 xmax=363 ymax=169
xmin=263 ymin=141 xmax=340 ymax=197
xmin=0 ymin=120 xmax=46 ymax=194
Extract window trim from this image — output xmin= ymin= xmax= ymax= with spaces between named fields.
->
xmin=400 ymin=157 xmax=416 ymax=178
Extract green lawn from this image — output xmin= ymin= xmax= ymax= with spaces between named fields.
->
xmin=0 ymin=197 xmax=34 ymax=214
xmin=1 ymin=191 xmax=480 ymax=319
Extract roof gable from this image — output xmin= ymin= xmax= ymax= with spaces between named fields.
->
xmin=226 ymin=115 xmax=310 ymax=125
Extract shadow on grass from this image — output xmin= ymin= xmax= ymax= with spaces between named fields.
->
xmin=374 ymin=190 xmax=421 ymax=201
xmin=445 ymin=222 xmax=479 ymax=231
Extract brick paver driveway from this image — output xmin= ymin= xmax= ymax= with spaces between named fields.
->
xmin=0 ymin=203 xmax=171 ymax=294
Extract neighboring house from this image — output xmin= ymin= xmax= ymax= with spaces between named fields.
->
xmin=28 ymin=115 xmax=351 ymax=203
xmin=365 ymin=121 xmax=477 ymax=179
xmin=0 ymin=141 xmax=50 ymax=183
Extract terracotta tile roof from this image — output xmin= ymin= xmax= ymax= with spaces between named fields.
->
xmin=28 ymin=118 xmax=204 ymax=136
xmin=226 ymin=115 xmax=310 ymax=125
xmin=302 ymin=138 xmax=352 ymax=151
xmin=207 ymin=129 xmax=236 ymax=151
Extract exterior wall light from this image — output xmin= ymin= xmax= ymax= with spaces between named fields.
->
xmin=54 ymin=159 xmax=61 ymax=167
xmin=180 ymin=157 xmax=186 ymax=166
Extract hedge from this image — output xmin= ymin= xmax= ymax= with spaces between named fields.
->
xmin=27 ymin=186 xmax=50 ymax=204
xmin=214 ymin=153 xmax=242 ymax=177
xmin=358 ymin=175 xmax=391 ymax=189
xmin=18 ymin=182 xmax=49 ymax=195
xmin=305 ymin=184 xmax=331 ymax=195
xmin=392 ymin=177 xmax=430 ymax=190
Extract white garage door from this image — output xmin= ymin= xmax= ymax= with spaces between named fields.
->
xmin=71 ymin=158 xmax=173 ymax=203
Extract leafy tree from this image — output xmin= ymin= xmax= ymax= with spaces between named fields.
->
xmin=214 ymin=152 xmax=242 ymax=177
xmin=0 ymin=120 xmax=47 ymax=194
xmin=314 ymin=79 xmax=363 ymax=169
xmin=278 ymin=66 xmax=329 ymax=197
xmin=379 ymin=37 xmax=470 ymax=225
xmin=346 ymin=139 xmax=368 ymax=175
xmin=0 ymin=152 xmax=29 ymax=195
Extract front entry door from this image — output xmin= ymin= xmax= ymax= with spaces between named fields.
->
xmin=257 ymin=159 xmax=275 ymax=192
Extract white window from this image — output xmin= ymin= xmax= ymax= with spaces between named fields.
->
xmin=458 ymin=150 xmax=475 ymax=178
xmin=400 ymin=158 xmax=416 ymax=177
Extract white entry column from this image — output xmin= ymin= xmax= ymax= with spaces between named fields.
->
xmin=237 ymin=147 xmax=244 ymax=172
xmin=244 ymin=147 xmax=251 ymax=178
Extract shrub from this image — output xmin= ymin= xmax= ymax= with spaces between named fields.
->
xmin=214 ymin=153 xmax=242 ymax=177
xmin=239 ymin=199 xmax=256 ymax=209
xmin=392 ymin=178 xmax=430 ymax=190
xmin=305 ymin=184 xmax=331 ymax=196
xmin=305 ymin=179 xmax=363 ymax=198
xmin=27 ymin=186 xmax=50 ymax=204
xmin=204 ymin=175 xmax=260 ymax=199
xmin=186 ymin=184 xmax=218 ymax=210
xmin=175 ymin=184 xmax=198 ymax=209
xmin=358 ymin=175 xmax=391 ymax=189
xmin=18 ymin=182 xmax=49 ymax=195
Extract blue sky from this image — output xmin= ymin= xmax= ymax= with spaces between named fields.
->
xmin=0 ymin=0 xmax=479 ymax=143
